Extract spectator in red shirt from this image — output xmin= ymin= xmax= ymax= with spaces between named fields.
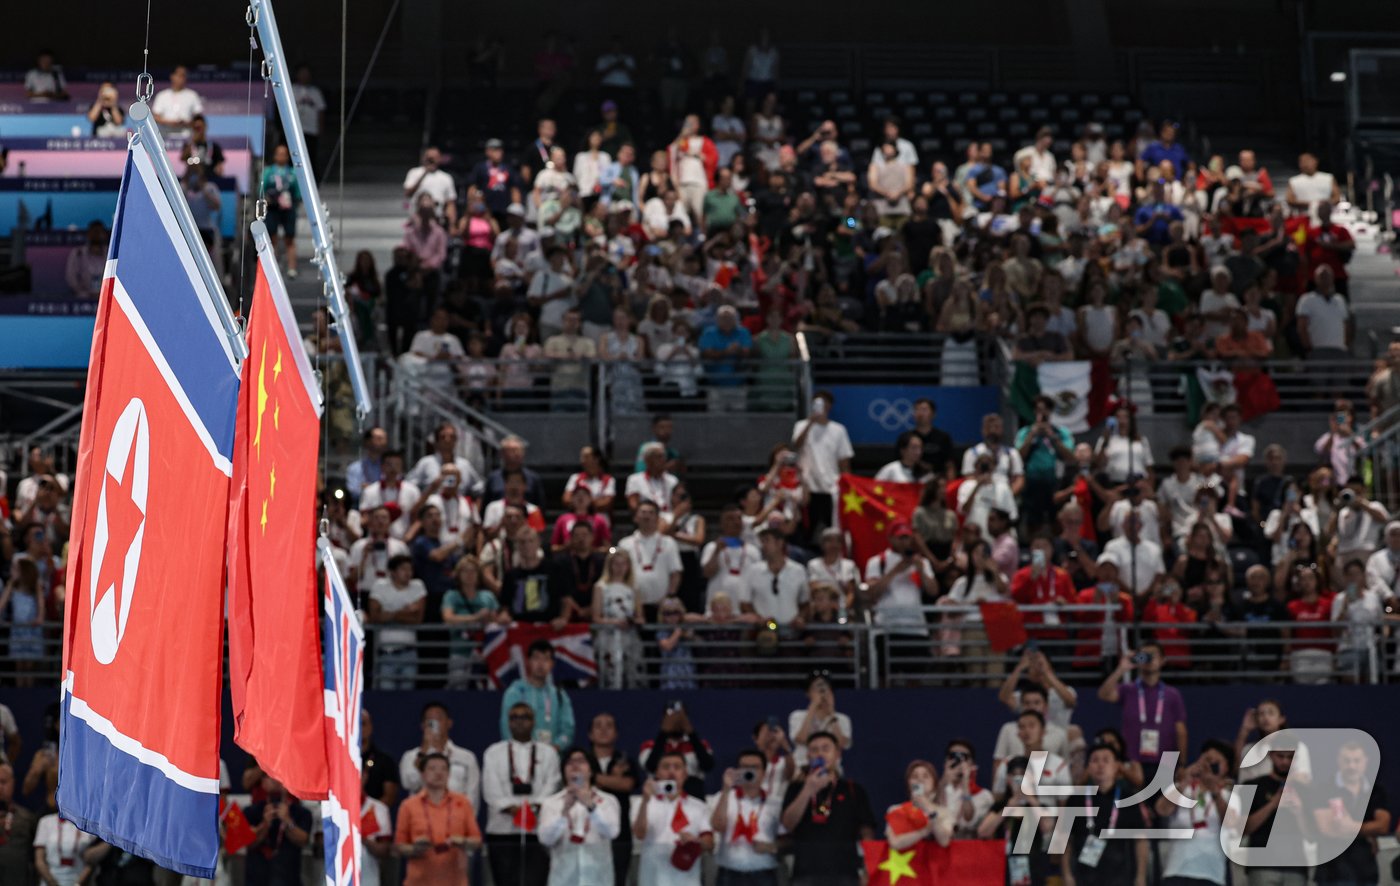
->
xmin=1141 ymin=578 xmax=1198 ymax=667
xmin=1011 ymin=536 xmax=1076 ymax=640
xmin=1285 ymin=564 xmax=1334 ymax=684
xmin=1304 ymin=200 xmax=1355 ymax=295
xmin=1073 ymin=555 xmax=1135 ymax=673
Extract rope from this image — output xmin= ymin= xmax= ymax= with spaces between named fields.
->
xmin=237 ymin=12 xmax=259 ymax=319
xmin=320 ymin=0 xmax=401 ymax=181
xmin=339 ymin=0 xmax=347 ymax=226
xmin=135 ymin=0 xmax=154 ymax=103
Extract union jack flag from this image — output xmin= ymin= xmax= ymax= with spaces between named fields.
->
xmin=481 ymin=623 xmax=596 ymax=689
xmin=319 ymin=539 xmax=363 ymax=886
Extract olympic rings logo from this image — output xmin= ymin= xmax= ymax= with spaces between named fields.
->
xmin=867 ymin=398 xmax=915 ymax=431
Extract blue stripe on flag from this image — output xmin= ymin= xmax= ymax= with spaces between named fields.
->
xmin=58 ymin=698 xmax=218 ymax=878
xmin=112 ymin=151 xmax=239 ymax=458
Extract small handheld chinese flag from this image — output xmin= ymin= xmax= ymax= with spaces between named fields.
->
xmin=670 ymin=802 xmax=689 ymax=833
xmin=980 ymin=601 xmax=1028 ymax=652
xmin=360 ymin=805 xmax=380 ymax=837
xmin=222 ymin=802 xmax=258 ymax=855
xmin=512 ymin=804 xmax=538 ymax=832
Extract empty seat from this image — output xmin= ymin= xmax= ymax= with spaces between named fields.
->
xmin=828 ymin=90 xmax=851 ymax=104
xmin=1092 ymin=107 xmax=1114 ymax=122
xmin=834 ymin=104 xmax=857 ymax=119
xmin=903 ymin=106 xmax=926 ymax=120
xmin=1110 ymin=94 xmax=1132 ymax=108
xmin=1123 ymin=108 xmax=1145 ymax=124
xmin=1080 ymin=94 xmax=1101 ymax=107
xmin=989 ymin=138 xmax=1009 ymax=153
xmin=935 ymin=106 xmax=958 ymax=121
xmin=866 ymin=92 xmax=887 ymax=106
xmin=953 ymin=138 xmax=973 ymax=155
xmin=809 ymin=105 xmax=825 ymax=119
xmin=849 ymin=137 xmax=872 ymax=156
xmin=928 ymin=91 xmax=949 ymax=105
xmin=1018 ymin=92 xmax=1039 ymax=105
xmin=976 ymin=121 xmax=999 ymax=136
xmin=840 ymin=120 xmax=862 ymax=135
xmin=1052 ymin=139 xmax=1072 ymax=155
xmin=1028 ymin=107 xmax=1050 ymax=122
xmin=1105 ymin=123 xmax=1126 ymax=139
xmin=945 ymin=122 xmax=967 ymax=137
xmin=988 ymin=92 xmax=1009 ymax=106
xmin=1050 ymin=93 xmax=1070 ymax=106
xmin=911 ymin=121 xmax=934 ymax=137
xmin=797 ymin=90 xmax=817 ymax=105
xmin=1059 ymin=108 xmax=1081 ymax=123
xmin=1007 ymin=122 xmax=1030 ymax=139
xmin=919 ymin=137 xmax=942 ymax=154
xmin=895 ymin=90 xmax=916 ymax=105
xmin=869 ymin=106 xmax=892 ymax=122
xmin=958 ymin=91 xmax=979 ymax=105
xmin=966 ymin=107 xmax=988 ymax=121
xmin=998 ymin=107 xmax=1020 ymax=121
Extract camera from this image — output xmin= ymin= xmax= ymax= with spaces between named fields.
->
xmin=512 ymin=782 xmax=533 ymax=796
xmin=947 ymin=751 xmax=970 ymax=765
xmin=1132 ymin=652 xmax=1150 ymax=665
xmin=739 ymin=769 xmax=759 ymax=784
xmin=657 ymin=780 xmax=678 ymax=796
xmin=1339 ymin=489 xmax=1356 ymax=506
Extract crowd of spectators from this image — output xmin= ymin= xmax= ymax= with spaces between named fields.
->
xmin=1 ymin=669 xmax=1393 ymax=886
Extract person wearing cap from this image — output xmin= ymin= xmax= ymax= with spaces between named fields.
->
xmin=492 ymin=203 xmax=542 ymax=267
xmin=470 ymin=138 xmax=523 ymax=224
xmin=1061 ymin=741 xmax=1148 ymax=886
xmin=864 ymin=520 xmax=937 ymax=641
xmin=1072 ymin=556 xmax=1135 ymax=672
xmin=1137 ymin=120 xmax=1190 ymax=181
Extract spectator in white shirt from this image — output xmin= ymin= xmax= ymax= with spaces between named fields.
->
xmin=399 ymin=701 xmax=482 ymax=810
xmin=957 ymin=455 xmax=1019 ymax=535
xmin=33 ymin=813 xmax=93 ymax=886
xmin=538 ymin=747 xmax=622 ymax=886
xmin=806 ymin=527 xmax=860 ymax=610
xmin=408 ymin=422 xmax=484 ymax=496
xmin=1327 ymin=480 xmax=1391 ymax=574
xmin=1013 ymin=127 xmax=1057 ymax=183
xmin=1095 ymin=403 xmax=1154 ymax=485
xmin=403 ymin=146 xmax=458 ymax=227
xmin=875 ymin=431 xmax=926 ymax=484
xmin=617 ymin=501 xmax=684 ymax=618
xmin=991 ymin=685 xmax=1071 ymax=770
xmin=961 ymin=413 xmax=1026 ymax=495
xmin=349 ymin=506 xmax=411 ymax=589
xmin=1296 ymin=265 xmax=1352 ymax=359
xmin=709 ymin=749 xmax=782 ymax=880
xmin=864 ymin=521 xmax=938 ymax=638
xmin=791 ymin=390 xmax=854 ymax=538
xmin=1102 ymin=510 xmax=1167 ymax=602
xmin=482 ymin=703 xmax=562 ymax=886
xmin=1332 ymin=558 xmax=1385 ymax=681
xmin=633 ymin=752 xmax=714 ymax=886
xmin=872 ymin=116 xmax=919 ymax=168
xmin=701 ymin=505 xmax=761 ymax=613
xmin=740 ymin=527 xmax=810 ymax=631
xmin=358 ymin=451 xmax=422 ymax=539
xmin=23 ymin=51 xmax=68 ymax=101
xmin=151 ymin=65 xmax=203 ymax=130
xmin=1365 ymin=521 xmax=1400 ymax=601
xmin=292 ymin=65 xmax=327 ymax=166
xmin=626 ymin=444 xmax=682 ymax=523
xmin=1285 ymin=152 xmax=1341 ymax=222
xmin=1100 ymin=473 xmax=1162 ymax=543
xmin=367 ymin=555 xmax=427 ymax=689
xmin=1198 ymin=268 xmax=1240 ymax=341
xmin=1157 ymin=446 xmax=1204 ymax=546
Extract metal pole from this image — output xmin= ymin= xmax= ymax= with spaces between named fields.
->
xmin=128 ymin=102 xmax=248 ymax=363
xmin=250 ymin=0 xmax=372 ymax=419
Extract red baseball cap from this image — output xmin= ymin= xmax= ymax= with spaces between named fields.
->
xmin=889 ymin=520 xmax=914 ymax=537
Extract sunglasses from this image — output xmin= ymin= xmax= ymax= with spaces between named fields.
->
xmin=508 ymin=713 xmax=534 ymax=721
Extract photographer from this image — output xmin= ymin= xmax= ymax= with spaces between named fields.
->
xmin=634 ymin=752 xmax=713 ymax=886
xmin=1324 ymin=479 xmax=1389 ymax=578
xmin=394 ymin=753 xmax=481 ymax=886
xmin=710 ymin=749 xmax=782 ymax=884
xmin=538 ymin=747 xmax=621 ymax=886
xmin=245 ymin=777 xmax=312 ymax=885
xmin=87 ymin=82 xmax=124 ymax=137
xmin=1016 ymin=395 xmax=1075 ymax=533
xmin=1154 ymin=741 xmax=1233 ymax=886
xmin=938 ymin=740 xmax=994 ymax=838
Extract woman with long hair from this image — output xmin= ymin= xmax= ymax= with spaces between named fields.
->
xmin=1235 ymin=698 xmax=1312 ymax=783
xmin=593 ymin=549 xmax=643 ymax=689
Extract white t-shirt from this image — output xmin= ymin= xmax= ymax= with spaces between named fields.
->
xmin=1331 ymin=588 xmax=1383 ymax=653
xmin=711 ymin=114 xmax=747 ymax=168
xmin=617 ymin=532 xmax=683 ymax=605
xmin=423 ymin=493 xmax=481 ymax=545
xmin=625 ymin=471 xmax=681 ymax=516
xmin=991 ymin=750 xmax=1069 ymax=795
xmin=292 ymin=83 xmax=327 ymax=136
xmin=1099 ymin=436 xmax=1154 ymax=484
xmin=359 ymin=480 xmax=422 ymax=539
xmin=1289 ymin=171 xmax=1337 ymax=218
xmin=874 ymin=461 xmax=920 ymax=484
xmin=1157 ymin=473 xmax=1204 ymax=541
xmin=33 ymin=814 xmax=94 ymax=886
xmin=404 ymin=166 xmax=458 ymax=216
xmin=708 ymin=790 xmax=780 ymax=872
xmin=527 ymin=269 xmax=578 ymax=332
xmin=864 ymin=550 xmax=934 ymax=635
xmin=956 ymin=476 xmax=1019 ymax=534
xmin=1296 ymin=291 xmax=1350 ymax=351
xmin=792 ymin=419 xmax=854 ymax=495
xmin=348 ymin=536 xmax=410 ymax=585
xmin=636 ymin=794 xmax=712 ymax=886
xmin=481 ymin=498 xmax=542 ymax=533
xmin=787 ymin=710 xmax=854 ymax=767
xmin=151 ymin=87 xmax=203 ymax=124
xmin=961 ymin=443 xmax=1025 ymax=483
xmin=1198 ymin=290 xmax=1240 ymax=341
xmin=1364 ymin=547 xmax=1400 ymax=599
xmin=564 ymin=472 xmax=617 ymax=503
xmin=481 ymin=740 xmax=562 ymax=834
xmin=1220 ymin=430 xmax=1256 ymax=466
xmin=740 ymin=560 xmax=810 ymax=625
xmin=945 ymin=573 xmax=1008 ymax=621
xmin=409 ymin=329 xmax=466 ymax=360
xmin=369 ymin=578 xmax=427 ymax=646
xmin=806 ymin=556 xmax=859 ymax=593
xmin=1105 ymin=499 xmax=1162 ymax=544
xmin=408 ymin=453 xmax=483 ymax=496
xmin=992 ymin=720 xmax=1070 ymax=762
xmin=702 ymin=540 xmax=761 ymax=611
xmin=1102 ymin=537 xmax=1166 ymax=595
xmin=1159 ymin=784 xmax=1228 ymax=884
xmin=360 ymin=796 xmax=393 ymax=886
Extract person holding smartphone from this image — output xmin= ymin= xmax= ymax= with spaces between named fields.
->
xmin=780 ymin=732 xmax=876 ymax=886
xmin=538 ymin=747 xmax=621 ymax=886
xmin=634 ymin=751 xmax=713 ymax=886
xmin=244 ymin=777 xmax=312 ymax=885
xmin=710 ymin=749 xmax=782 ymax=884
xmin=883 ymin=760 xmax=953 ymax=850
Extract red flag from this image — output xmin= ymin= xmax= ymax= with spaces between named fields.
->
xmin=837 ymin=474 xmax=922 ymax=566
xmin=226 ymin=242 xmax=329 ymax=799
xmin=222 ymin=802 xmax=258 ymax=855
xmin=512 ymin=803 xmax=538 ymax=832
xmin=670 ymin=801 xmax=689 ymax=833
xmin=927 ymin=840 xmax=1008 ymax=885
xmin=1233 ymin=369 xmax=1279 ymax=422
xmin=862 ymin=840 xmax=935 ymax=885
xmin=360 ymin=805 xmax=380 ymax=837
xmin=979 ymin=602 xmax=1028 ymax=652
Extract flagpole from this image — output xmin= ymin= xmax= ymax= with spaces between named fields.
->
xmin=128 ymin=101 xmax=249 ymax=363
xmin=249 ymin=0 xmax=372 ymax=419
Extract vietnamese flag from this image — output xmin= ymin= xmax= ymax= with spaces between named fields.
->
xmin=837 ymin=474 xmax=922 ymax=566
xmin=222 ymin=801 xmax=258 ymax=855
xmin=862 ymin=840 xmax=935 ymax=886
xmin=225 ymin=226 xmax=329 ymax=800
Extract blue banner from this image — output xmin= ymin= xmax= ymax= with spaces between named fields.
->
xmin=825 ymin=384 xmax=1000 ymax=446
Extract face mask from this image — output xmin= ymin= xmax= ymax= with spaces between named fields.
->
xmin=1031 ymin=549 xmax=1047 ymax=569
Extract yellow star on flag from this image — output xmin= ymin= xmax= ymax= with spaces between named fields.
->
xmin=274 ymin=401 xmax=280 ymax=431
xmin=269 ymin=465 xmax=277 ymax=501
xmin=259 ymin=499 xmax=268 ymax=535
xmin=875 ymin=521 xmax=885 ymax=532
xmin=885 ymin=497 xmax=896 ymax=506
xmin=842 ymin=489 xmax=866 ymax=515
xmin=272 ymin=348 xmax=283 ymax=382
xmin=873 ymin=484 xmax=885 ymax=495
xmin=878 ymin=847 xmax=918 ymax=884
xmin=253 ymin=342 xmax=269 ymax=459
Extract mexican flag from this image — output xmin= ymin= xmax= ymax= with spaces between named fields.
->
xmin=1009 ymin=360 xmax=1094 ymax=433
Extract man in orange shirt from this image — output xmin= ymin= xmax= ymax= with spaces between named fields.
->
xmin=1213 ymin=308 xmax=1273 ymax=359
xmin=395 ymin=752 xmax=483 ymax=885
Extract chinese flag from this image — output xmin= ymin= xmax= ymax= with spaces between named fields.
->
xmin=927 ymin=840 xmax=1008 ymax=885
xmin=361 ymin=804 xmax=381 ymax=837
xmin=837 ymin=474 xmax=922 ymax=566
xmin=862 ymin=840 xmax=935 ymax=886
xmin=512 ymin=803 xmax=539 ymax=832
xmin=222 ymin=802 xmax=258 ymax=855
xmin=979 ymin=601 xmax=1028 ymax=652
xmin=225 ymin=243 xmax=329 ymax=799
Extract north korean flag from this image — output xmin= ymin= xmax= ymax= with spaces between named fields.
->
xmin=57 ymin=141 xmax=241 ymax=878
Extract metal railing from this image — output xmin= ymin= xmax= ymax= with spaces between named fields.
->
xmin=808 ymin=332 xmax=1003 ymax=387
xmin=1102 ymin=356 xmax=1373 ymax=416
xmin=1360 ymin=413 xmax=1400 ymax=511
xmin=598 ymin=357 xmax=808 ymax=417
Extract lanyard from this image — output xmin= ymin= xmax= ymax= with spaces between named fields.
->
xmin=509 ymin=742 xmax=538 ymax=786
xmin=55 ymin=819 xmax=80 ymax=863
xmin=635 ymin=534 xmax=663 ymax=572
xmin=647 ymin=474 xmax=668 ymax=506
xmin=724 ymin=545 xmax=748 ymax=576
xmin=1085 ymin=785 xmax=1120 ymax=833
xmin=1136 ymin=681 xmax=1165 ymax=726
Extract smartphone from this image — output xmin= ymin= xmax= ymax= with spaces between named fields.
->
xmin=910 ymin=782 xmax=925 ymax=796
xmin=569 ymin=773 xmax=588 ymax=788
